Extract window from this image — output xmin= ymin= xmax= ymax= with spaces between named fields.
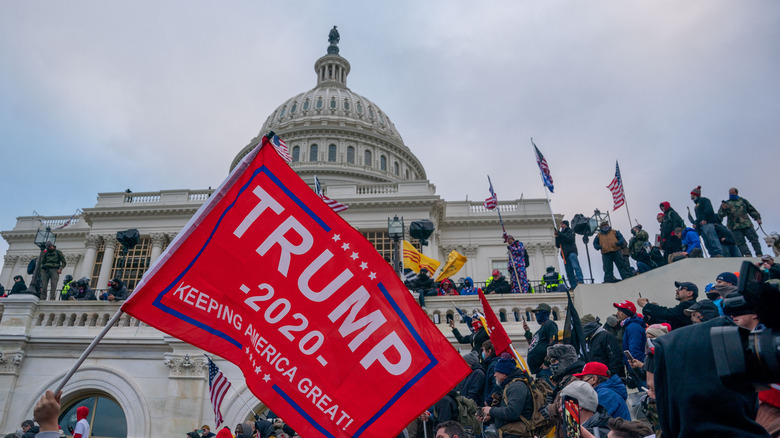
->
xmin=330 ymin=97 xmax=337 ymax=109
xmin=405 ymin=169 xmax=409 ymax=179
xmin=347 ymin=146 xmax=355 ymax=163
xmin=491 ymin=260 xmax=509 ymax=277
xmin=328 ymin=144 xmax=337 ymax=162
xmin=303 ymin=100 xmax=310 ymax=111
xmin=356 ymin=102 xmax=363 ymax=114
xmin=343 ymin=100 xmax=350 ymax=111
xmin=309 ymin=144 xmax=318 ymax=162
xmin=279 ymin=107 xmax=286 ymax=119
xmin=59 ymin=394 xmax=127 ymax=438
xmin=292 ymin=146 xmax=300 ymax=162
xmin=379 ymin=112 xmax=385 ymax=125
xmin=290 ymin=102 xmax=297 ymax=114
xmin=380 ymin=155 xmax=387 ymax=171
xmin=91 ymin=236 xmax=154 ymax=292
xmin=369 ymin=107 xmax=375 ymax=119
xmin=364 ymin=150 xmax=372 ymax=167
xmin=394 ymin=162 xmax=399 ymax=175
xmin=361 ymin=231 xmax=421 ymax=262
xmin=316 ymin=97 xmax=323 ymax=109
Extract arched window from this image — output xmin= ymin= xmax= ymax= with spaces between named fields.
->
xmin=347 ymin=146 xmax=355 ymax=163
xmin=292 ymin=146 xmax=300 ymax=162
xmin=328 ymin=144 xmax=337 ymax=162
xmin=364 ymin=150 xmax=372 ymax=167
xmin=59 ymin=393 xmax=127 ymax=438
xmin=380 ymin=155 xmax=387 ymax=171
xmin=394 ymin=162 xmax=399 ymax=175
xmin=309 ymin=144 xmax=318 ymax=162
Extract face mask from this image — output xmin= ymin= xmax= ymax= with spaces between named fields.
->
xmin=549 ymin=363 xmax=560 ymax=374
xmin=601 ymin=227 xmax=609 ymax=232
xmin=729 ymin=194 xmax=739 ymax=200
xmin=481 ymin=351 xmax=486 ymax=360
xmin=706 ymin=292 xmax=720 ymax=301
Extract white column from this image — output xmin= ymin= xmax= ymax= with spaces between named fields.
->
xmin=96 ymin=235 xmax=118 ymax=291
xmin=1 ymin=255 xmax=19 ymax=286
xmin=79 ymin=235 xmax=101 ymax=280
xmin=150 ymin=233 xmax=166 ymax=265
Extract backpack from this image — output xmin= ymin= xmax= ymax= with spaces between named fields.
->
xmin=27 ymin=258 xmax=37 ymax=275
xmin=453 ymin=393 xmax=482 ymax=436
xmin=498 ymin=375 xmax=554 ymax=438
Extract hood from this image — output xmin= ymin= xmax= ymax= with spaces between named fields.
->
xmin=660 ymin=202 xmax=671 ymax=212
xmin=254 ymin=420 xmax=274 ymax=438
xmin=622 ymin=315 xmax=646 ymax=328
xmin=583 ymin=321 xmax=602 ymax=339
xmin=599 ymin=374 xmax=628 ymax=400
xmin=464 ymin=277 xmax=473 ymax=287
xmin=77 ymin=405 xmax=89 ymax=421
xmin=439 ymin=278 xmax=455 ymax=289
xmin=216 ymin=428 xmax=234 ymax=438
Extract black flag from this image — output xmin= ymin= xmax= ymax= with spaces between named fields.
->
xmin=562 ymin=290 xmax=590 ymax=362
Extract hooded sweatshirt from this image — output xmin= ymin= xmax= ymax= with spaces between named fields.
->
xmin=216 ymin=427 xmax=234 ymax=438
xmin=595 ymin=374 xmax=631 ymax=420
xmin=73 ymin=406 xmax=90 ymax=438
xmin=459 ymin=277 xmax=479 ymax=295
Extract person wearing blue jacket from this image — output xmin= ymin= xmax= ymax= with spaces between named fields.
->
xmin=575 ymin=362 xmax=632 ymax=420
xmin=676 ymin=227 xmax=703 ymax=257
xmin=458 ymin=277 xmax=479 ymax=295
xmin=613 ymin=300 xmax=646 ymax=388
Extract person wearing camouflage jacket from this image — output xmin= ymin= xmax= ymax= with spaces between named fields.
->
xmin=717 ymin=187 xmax=763 ymax=257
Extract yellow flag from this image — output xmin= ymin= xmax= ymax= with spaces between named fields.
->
xmin=402 ymin=240 xmax=441 ymax=274
xmin=435 ymin=250 xmax=468 ymax=282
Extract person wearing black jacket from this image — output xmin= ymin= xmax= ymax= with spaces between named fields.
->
xmin=484 ymin=270 xmax=511 ymax=294
xmin=481 ymin=341 xmax=500 ymax=406
xmin=555 ymin=220 xmax=584 ymax=288
xmin=449 ymin=319 xmax=489 ymax=354
xmin=9 ymin=275 xmax=29 ymax=295
xmin=689 ymin=185 xmax=725 ymax=257
xmin=411 ymin=268 xmax=436 ymax=308
xmin=581 ymin=314 xmax=624 ymax=378
xmin=456 ymin=351 xmax=485 ymax=405
xmin=479 ymin=357 xmax=534 ymax=435
xmin=523 ymin=303 xmax=558 ymax=375
xmin=637 ymin=281 xmax=697 ymax=330
xmin=654 ymin=317 xmax=769 ymax=437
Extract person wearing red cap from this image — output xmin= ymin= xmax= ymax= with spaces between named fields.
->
xmin=484 ymin=269 xmax=511 ymax=294
xmin=613 ymin=300 xmax=646 ymax=388
xmin=659 ymin=202 xmax=684 ymax=258
xmin=689 ymin=185 xmax=725 ymax=257
xmin=575 ymin=362 xmax=631 ymax=420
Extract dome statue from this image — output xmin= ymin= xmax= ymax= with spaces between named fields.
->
xmin=231 ymin=28 xmax=427 ymax=186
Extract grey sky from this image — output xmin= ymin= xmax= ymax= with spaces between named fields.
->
xmin=1 ymin=1 xmax=778 ymax=274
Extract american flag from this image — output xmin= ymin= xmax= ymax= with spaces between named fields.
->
xmin=207 ymin=357 xmax=231 ymax=426
xmin=533 ymin=140 xmax=554 ymax=193
xmin=483 ymin=177 xmax=498 ymax=210
xmin=314 ymin=176 xmax=349 ymax=212
xmin=268 ymin=132 xmax=292 ymax=163
xmin=607 ymin=161 xmax=626 ymax=210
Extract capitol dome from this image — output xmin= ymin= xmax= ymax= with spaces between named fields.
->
xmin=231 ymin=28 xmax=427 ymax=185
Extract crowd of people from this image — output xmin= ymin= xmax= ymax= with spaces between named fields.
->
xmin=407 ymin=255 xmax=780 ymax=437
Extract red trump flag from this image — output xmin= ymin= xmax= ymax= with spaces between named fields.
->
xmin=121 ymin=134 xmax=469 ymax=437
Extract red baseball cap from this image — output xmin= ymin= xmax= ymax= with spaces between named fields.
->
xmin=574 ymin=362 xmax=609 ymax=378
xmin=613 ymin=300 xmax=636 ymax=314
xmin=492 ymin=269 xmax=500 ymax=277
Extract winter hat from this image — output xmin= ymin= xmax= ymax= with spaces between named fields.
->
xmin=562 ymin=220 xmax=570 ymax=227
xmin=691 ymin=186 xmax=702 ymax=197
xmin=646 ymin=324 xmax=669 ymax=338
xmin=657 ymin=212 xmax=665 ymax=219
xmin=547 ymin=344 xmax=578 ymax=370
xmin=560 ymin=380 xmax=599 ymax=412
xmin=463 ymin=351 xmax=480 ymax=368
xmin=494 ymin=356 xmax=516 ymax=375
xmin=600 ymin=220 xmax=609 ymax=227
xmin=605 ymin=315 xmax=619 ymax=328
xmin=717 ymin=272 xmax=738 ymax=286
xmin=574 ymin=361 xmax=609 ymax=378
xmin=580 ymin=314 xmax=598 ymax=324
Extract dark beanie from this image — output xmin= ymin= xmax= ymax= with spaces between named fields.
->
xmin=495 ymin=357 xmax=516 ymax=375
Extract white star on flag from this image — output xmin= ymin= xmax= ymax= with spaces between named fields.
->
xmin=331 ymin=234 xmax=341 ymax=242
xmin=263 ymin=374 xmax=271 ymax=382
xmin=255 ymin=366 xmax=262 ymax=374
xmin=341 ymin=242 xmax=350 ymax=250
xmin=350 ymin=252 xmax=359 ymax=260
xmin=360 ymin=261 xmax=368 ymax=270
xmin=369 ymin=272 xmax=377 ymax=280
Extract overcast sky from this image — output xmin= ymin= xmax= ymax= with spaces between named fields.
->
xmin=1 ymin=1 xmax=778 ymax=277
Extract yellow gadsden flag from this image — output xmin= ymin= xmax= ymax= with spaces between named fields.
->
xmin=403 ymin=240 xmax=441 ymax=274
xmin=435 ymin=250 xmax=468 ymax=282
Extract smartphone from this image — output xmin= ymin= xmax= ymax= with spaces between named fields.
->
xmin=638 ymin=292 xmax=643 ymax=298
xmin=623 ymin=350 xmax=635 ymax=362
xmin=562 ymin=395 xmax=581 ymax=438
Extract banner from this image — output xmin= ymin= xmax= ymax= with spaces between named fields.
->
xmin=122 ymin=137 xmax=469 ymax=438
xmin=477 ymin=290 xmax=511 ymax=356
xmin=434 ymin=250 xmax=467 ymax=282
xmin=402 ymin=240 xmax=441 ymax=274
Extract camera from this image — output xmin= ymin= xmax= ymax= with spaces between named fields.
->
xmin=710 ymin=260 xmax=780 ymax=392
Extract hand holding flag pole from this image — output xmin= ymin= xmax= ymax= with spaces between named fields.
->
xmin=485 ymin=176 xmax=523 ymax=292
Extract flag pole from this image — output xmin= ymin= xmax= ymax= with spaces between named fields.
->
xmin=616 ymin=161 xmax=633 ymax=227
xmin=55 ymin=309 xmax=124 ymax=394
xmin=487 ymin=175 xmax=523 ymax=293
xmin=532 ymin=138 xmax=565 ymax=280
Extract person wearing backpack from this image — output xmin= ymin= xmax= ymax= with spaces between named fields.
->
xmin=479 ymin=357 xmax=537 ymax=438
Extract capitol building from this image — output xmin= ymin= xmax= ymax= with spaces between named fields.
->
xmin=0 ymin=31 xmax=565 ymax=437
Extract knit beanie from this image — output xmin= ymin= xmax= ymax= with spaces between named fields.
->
xmin=463 ymin=351 xmax=480 ymax=368
xmin=691 ymin=185 xmax=702 ymax=197
xmin=580 ymin=314 xmax=598 ymax=324
xmin=495 ymin=356 xmax=516 ymax=375
xmin=605 ymin=315 xmax=619 ymax=328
